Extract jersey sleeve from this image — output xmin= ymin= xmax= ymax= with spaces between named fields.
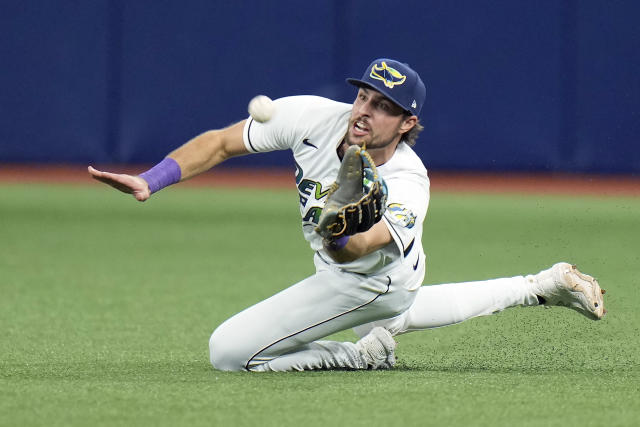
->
xmin=381 ymin=172 xmax=430 ymax=258
xmin=243 ymin=96 xmax=310 ymax=153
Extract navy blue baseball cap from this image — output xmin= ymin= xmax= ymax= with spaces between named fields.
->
xmin=347 ymin=58 xmax=426 ymax=117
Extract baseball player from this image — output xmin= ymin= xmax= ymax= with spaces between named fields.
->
xmin=89 ymin=58 xmax=606 ymax=372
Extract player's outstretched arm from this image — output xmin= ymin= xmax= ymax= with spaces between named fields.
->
xmin=88 ymin=120 xmax=249 ymax=201
xmin=166 ymin=120 xmax=249 ymax=180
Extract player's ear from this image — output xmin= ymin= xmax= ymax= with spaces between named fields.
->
xmin=399 ymin=115 xmax=417 ymax=135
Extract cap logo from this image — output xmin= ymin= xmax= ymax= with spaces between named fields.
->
xmin=370 ymin=61 xmax=406 ymax=88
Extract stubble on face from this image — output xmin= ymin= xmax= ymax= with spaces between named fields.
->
xmin=344 ymin=88 xmax=407 ymax=151
xmin=344 ymin=113 xmax=404 ymax=150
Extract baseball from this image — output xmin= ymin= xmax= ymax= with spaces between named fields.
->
xmin=248 ymin=95 xmax=275 ymax=123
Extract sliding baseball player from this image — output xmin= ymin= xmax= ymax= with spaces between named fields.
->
xmin=89 ymin=58 xmax=605 ymax=371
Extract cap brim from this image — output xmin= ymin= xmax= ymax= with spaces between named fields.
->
xmin=346 ymin=78 xmax=412 ymax=115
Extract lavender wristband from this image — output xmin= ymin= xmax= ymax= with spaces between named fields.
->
xmin=324 ymin=235 xmax=350 ymax=251
xmin=139 ymin=157 xmax=182 ymax=194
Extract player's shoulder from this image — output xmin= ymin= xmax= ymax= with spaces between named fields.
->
xmin=380 ymin=143 xmax=429 ymax=185
xmin=385 ymin=142 xmax=428 ymax=173
xmin=272 ymin=95 xmax=351 ymax=143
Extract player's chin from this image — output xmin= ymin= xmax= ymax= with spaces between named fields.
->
xmin=345 ymin=133 xmax=370 ymax=147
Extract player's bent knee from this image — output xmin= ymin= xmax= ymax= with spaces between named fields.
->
xmin=209 ymin=325 xmax=250 ymax=372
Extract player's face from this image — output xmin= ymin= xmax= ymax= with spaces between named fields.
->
xmin=346 ymin=88 xmax=412 ymax=150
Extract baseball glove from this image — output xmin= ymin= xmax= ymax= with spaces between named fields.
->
xmin=315 ymin=145 xmax=388 ymax=240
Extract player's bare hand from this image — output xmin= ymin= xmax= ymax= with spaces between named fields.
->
xmin=88 ymin=166 xmax=151 ymax=202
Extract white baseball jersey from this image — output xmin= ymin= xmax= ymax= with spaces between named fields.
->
xmin=242 ymin=95 xmax=430 ymax=285
xmin=213 ymin=95 xmax=539 ymax=372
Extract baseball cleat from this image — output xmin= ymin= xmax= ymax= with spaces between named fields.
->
xmin=531 ymin=262 xmax=606 ymax=320
xmin=356 ymin=327 xmax=396 ymax=369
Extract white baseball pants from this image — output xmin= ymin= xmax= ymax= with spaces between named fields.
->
xmin=209 ymin=257 xmax=540 ymax=371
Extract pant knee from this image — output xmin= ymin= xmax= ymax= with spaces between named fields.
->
xmin=209 ymin=324 xmax=251 ymax=372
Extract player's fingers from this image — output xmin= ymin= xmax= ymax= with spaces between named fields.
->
xmin=88 ymin=166 xmax=118 ymax=180
xmin=88 ymin=166 xmax=114 ymax=181
xmin=89 ymin=169 xmax=135 ymax=193
xmin=89 ymin=166 xmax=150 ymax=201
xmin=99 ymin=178 xmax=134 ymax=193
xmin=88 ymin=165 xmax=108 ymax=180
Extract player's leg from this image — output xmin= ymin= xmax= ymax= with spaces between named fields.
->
xmin=249 ymin=326 xmax=398 ymax=372
xmin=209 ymin=264 xmax=419 ymax=372
xmin=353 ymin=262 xmax=605 ymax=337
xmin=354 ymin=274 xmax=535 ymax=336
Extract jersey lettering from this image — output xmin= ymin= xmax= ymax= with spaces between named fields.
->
xmin=298 ymin=179 xmax=315 ymax=196
xmin=302 ymin=206 xmax=323 ymax=224
xmin=297 ymin=179 xmax=332 ymax=209
xmin=314 ymin=183 xmax=332 ymax=200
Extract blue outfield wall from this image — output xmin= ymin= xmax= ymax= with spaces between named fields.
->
xmin=1 ymin=0 xmax=638 ymax=173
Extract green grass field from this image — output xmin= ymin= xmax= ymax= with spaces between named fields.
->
xmin=1 ymin=183 xmax=639 ymax=426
